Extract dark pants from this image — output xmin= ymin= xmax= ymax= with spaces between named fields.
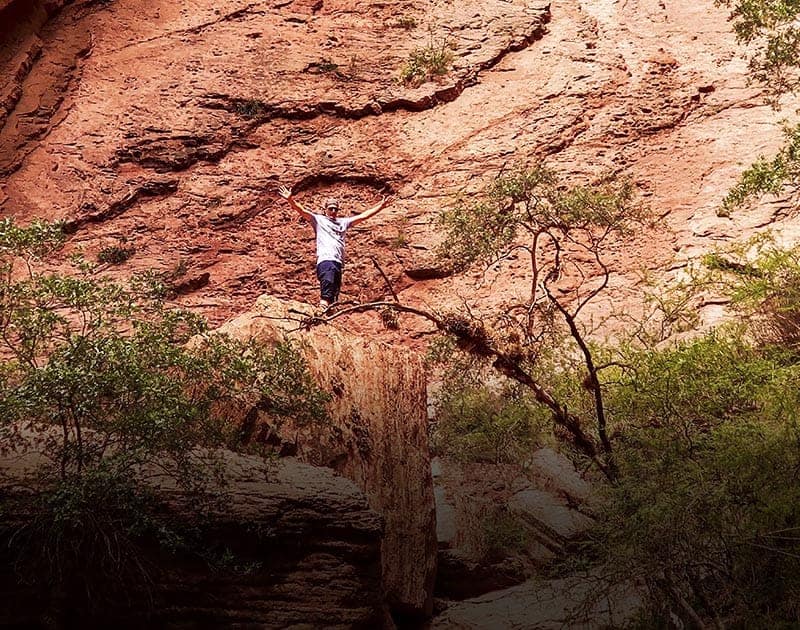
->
xmin=316 ymin=260 xmax=343 ymax=303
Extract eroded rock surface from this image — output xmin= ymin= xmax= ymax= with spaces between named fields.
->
xmin=217 ymin=294 xmax=437 ymax=615
xmin=156 ymin=453 xmax=388 ymax=629
xmin=3 ymin=0 xmax=794 ymax=342
xmin=0 ymin=451 xmax=387 ymax=628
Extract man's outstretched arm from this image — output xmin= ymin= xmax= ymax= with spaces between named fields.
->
xmin=349 ymin=195 xmax=391 ymax=227
xmin=278 ymin=185 xmax=313 ymax=221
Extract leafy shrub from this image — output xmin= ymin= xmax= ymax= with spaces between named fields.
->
xmin=394 ymin=15 xmax=418 ymax=30
xmin=432 ymin=378 xmax=547 ymax=464
xmin=598 ymin=329 xmax=800 ymax=626
xmin=98 ymin=244 xmax=135 ymax=264
xmin=576 ymin=241 xmax=800 ymax=624
xmin=720 ymin=122 xmax=800 ymax=213
xmin=390 ymin=216 xmax=410 ymax=249
xmin=701 ymin=238 xmax=800 ymax=349
xmin=481 ymin=509 xmax=531 ymax=561
xmin=399 ymin=34 xmax=454 ymax=86
xmin=0 ymin=220 xmax=330 ymax=621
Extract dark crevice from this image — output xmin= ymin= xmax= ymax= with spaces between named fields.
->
xmin=63 ymin=179 xmax=179 ymax=233
xmin=403 ymin=266 xmax=453 ymax=281
xmin=0 ymin=43 xmax=42 ymax=131
xmin=292 ymin=172 xmax=394 ymax=194
xmin=478 ymin=11 xmax=552 ymax=70
xmin=113 ymin=137 xmax=235 ymax=173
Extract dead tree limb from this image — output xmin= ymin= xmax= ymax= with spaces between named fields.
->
xmin=370 ymin=256 xmax=399 ymax=303
xmin=308 ymin=299 xmax=615 ymax=481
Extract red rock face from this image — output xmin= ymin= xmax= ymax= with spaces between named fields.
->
xmin=1 ymin=0 xmax=795 ymax=341
xmin=0 ymin=0 xmax=547 ymax=330
xmin=2 ymin=0 xmax=797 ymax=621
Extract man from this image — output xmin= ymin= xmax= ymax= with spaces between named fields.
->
xmin=278 ymin=185 xmax=391 ymax=312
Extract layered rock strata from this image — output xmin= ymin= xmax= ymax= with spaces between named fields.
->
xmin=0 ymin=451 xmax=387 ymax=628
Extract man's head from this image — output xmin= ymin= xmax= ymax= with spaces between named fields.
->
xmin=324 ymin=198 xmax=340 ymax=217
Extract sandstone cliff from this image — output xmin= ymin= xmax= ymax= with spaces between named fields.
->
xmin=0 ymin=450 xmax=387 ymax=628
xmin=2 ymin=0 xmax=797 ymax=339
xmin=3 ymin=0 xmax=800 ymax=625
xmin=217 ymin=294 xmax=437 ymax=616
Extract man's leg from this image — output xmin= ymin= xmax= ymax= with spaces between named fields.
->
xmin=316 ymin=261 xmax=342 ymax=308
xmin=331 ymin=263 xmax=343 ymax=303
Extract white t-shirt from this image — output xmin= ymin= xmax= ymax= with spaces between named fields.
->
xmin=310 ymin=214 xmax=356 ymax=264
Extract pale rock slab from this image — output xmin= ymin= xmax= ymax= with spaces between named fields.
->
xmin=431 ymin=573 xmax=642 ymax=629
xmin=0 ymin=447 xmax=388 ymax=628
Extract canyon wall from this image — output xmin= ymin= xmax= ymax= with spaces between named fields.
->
xmin=3 ymin=0 xmax=800 ymax=624
xmin=2 ymin=0 xmax=798 ymax=341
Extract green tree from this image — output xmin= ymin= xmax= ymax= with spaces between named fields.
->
xmin=599 ymin=331 xmax=800 ymax=626
xmin=431 ymin=165 xmax=642 ymax=479
xmin=431 ymin=374 xmax=548 ymax=465
xmin=0 ymin=219 xmax=330 ymax=620
xmin=591 ymin=239 xmax=800 ymax=626
xmin=427 ymin=217 xmax=800 ymax=624
xmin=718 ymin=0 xmax=800 ymax=211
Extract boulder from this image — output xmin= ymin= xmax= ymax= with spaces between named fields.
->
xmin=155 ymin=454 xmax=389 ymax=629
xmin=431 ymin=573 xmax=642 ymax=629
xmin=528 ymin=447 xmax=593 ymax=503
xmin=431 ymin=455 xmax=594 ymax=601
xmin=508 ymin=489 xmax=594 ymax=550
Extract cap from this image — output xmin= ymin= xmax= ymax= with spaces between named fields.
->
xmin=324 ymin=198 xmax=340 ymax=210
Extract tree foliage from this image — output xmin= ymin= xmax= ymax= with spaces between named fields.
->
xmin=431 ymin=165 xmax=642 ymax=479
xmin=720 ymin=0 xmax=800 ymax=105
xmin=717 ymin=0 xmax=800 ymax=209
xmin=701 ymin=234 xmax=800 ymax=347
xmin=600 ymin=329 xmax=800 ymax=626
xmin=438 ymin=166 xmax=638 ymax=285
xmin=579 ymin=239 xmax=800 ymax=626
xmin=0 ymin=220 xmax=330 ymax=619
xmin=431 ymin=365 xmax=548 ymax=465
xmin=433 ymin=201 xmax=800 ymax=624
xmin=721 ymin=121 xmax=800 ymax=213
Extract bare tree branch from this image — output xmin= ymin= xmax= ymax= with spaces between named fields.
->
xmin=370 ymin=256 xmax=399 ymax=303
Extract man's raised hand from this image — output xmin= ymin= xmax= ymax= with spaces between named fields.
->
xmin=279 ymin=185 xmax=313 ymax=220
